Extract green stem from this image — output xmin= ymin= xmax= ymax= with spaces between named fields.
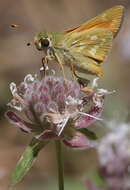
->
xmin=55 ymin=140 xmax=64 ymax=190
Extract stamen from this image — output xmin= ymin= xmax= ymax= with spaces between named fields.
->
xmin=58 ymin=116 xmax=69 ymax=136
xmin=79 ymin=112 xmax=102 ymax=121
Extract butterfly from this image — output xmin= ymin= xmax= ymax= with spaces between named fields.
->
xmin=12 ymin=6 xmax=124 ymax=87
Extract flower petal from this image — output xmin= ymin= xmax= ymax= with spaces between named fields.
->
xmin=63 ymin=132 xmax=97 ymax=148
xmin=35 ymin=130 xmax=57 ymax=140
xmin=5 ymin=111 xmax=31 ymax=133
xmin=75 ymin=105 xmax=103 ymax=129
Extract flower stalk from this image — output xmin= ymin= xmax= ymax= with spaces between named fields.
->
xmin=55 ymin=140 xmax=64 ymax=190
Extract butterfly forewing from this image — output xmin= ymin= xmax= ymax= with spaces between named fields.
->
xmin=55 ymin=28 xmax=112 ymax=77
xmin=65 ymin=6 xmax=124 ymax=38
xmin=63 ymin=28 xmax=113 ymax=62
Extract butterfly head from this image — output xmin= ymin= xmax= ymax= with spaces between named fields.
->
xmin=34 ymin=32 xmax=51 ymax=51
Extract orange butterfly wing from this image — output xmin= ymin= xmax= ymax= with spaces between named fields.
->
xmin=64 ymin=5 xmax=124 ymax=38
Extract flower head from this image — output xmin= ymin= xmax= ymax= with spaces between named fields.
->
xmin=98 ymin=122 xmax=130 ymax=190
xmin=6 ymin=74 xmax=110 ymax=148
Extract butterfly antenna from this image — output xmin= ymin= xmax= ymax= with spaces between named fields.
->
xmin=11 ymin=24 xmax=35 ymax=33
xmin=10 ymin=24 xmax=35 ymax=46
xmin=11 ymin=24 xmax=21 ymax=28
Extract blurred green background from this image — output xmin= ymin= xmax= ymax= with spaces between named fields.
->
xmin=0 ymin=0 xmax=130 ymax=189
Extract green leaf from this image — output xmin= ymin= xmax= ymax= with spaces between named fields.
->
xmin=10 ymin=138 xmax=48 ymax=186
xmin=78 ymin=128 xmax=98 ymax=140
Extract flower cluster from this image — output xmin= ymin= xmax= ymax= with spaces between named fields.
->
xmin=98 ymin=122 xmax=130 ymax=190
xmin=85 ymin=122 xmax=130 ymax=190
xmin=6 ymin=74 xmax=110 ymax=148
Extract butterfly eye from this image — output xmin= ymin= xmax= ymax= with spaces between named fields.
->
xmin=40 ymin=38 xmax=50 ymax=48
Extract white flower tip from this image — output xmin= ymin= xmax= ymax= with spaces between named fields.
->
xmin=92 ymin=77 xmax=99 ymax=88
xmin=7 ymin=102 xmax=22 ymax=111
xmin=24 ymin=74 xmax=34 ymax=83
xmin=66 ymin=96 xmax=82 ymax=105
xmin=97 ymin=89 xmax=116 ymax=95
xmin=10 ymin=82 xmax=17 ymax=96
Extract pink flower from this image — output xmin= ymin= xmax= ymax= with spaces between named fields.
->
xmin=98 ymin=122 xmax=130 ymax=190
xmin=5 ymin=74 xmax=107 ymax=149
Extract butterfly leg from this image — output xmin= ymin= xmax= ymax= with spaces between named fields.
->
xmin=55 ymin=54 xmax=69 ymax=89
xmin=74 ymin=71 xmax=90 ymax=87
xmin=69 ymin=61 xmax=76 ymax=81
